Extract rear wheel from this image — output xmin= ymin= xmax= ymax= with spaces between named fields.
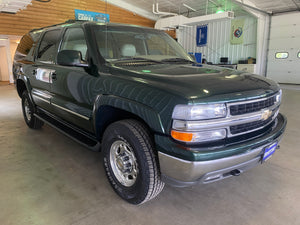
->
xmin=21 ymin=91 xmax=44 ymax=129
xmin=102 ymin=119 xmax=164 ymax=204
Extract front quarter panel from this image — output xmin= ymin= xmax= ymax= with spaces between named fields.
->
xmin=93 ymin=94 xmax=165 ymax=135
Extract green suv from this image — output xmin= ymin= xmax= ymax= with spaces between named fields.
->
xmin=13 ymin=20 xmax=287 ymax=204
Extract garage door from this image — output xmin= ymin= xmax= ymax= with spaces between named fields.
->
xmin=267 ymin=12 xmax=300 ymax=84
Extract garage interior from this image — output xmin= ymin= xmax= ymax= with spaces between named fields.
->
xmin=0 ymin=0 xmax=299 ymax=224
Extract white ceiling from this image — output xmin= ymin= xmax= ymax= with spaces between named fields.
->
xmin=250 ymin=0 xmax=300 ymax=14
xmin=0 ymin=0 xmax=299 ymax=17
xmin=108 ymin=0 xmax=300 ymax=19
xmin=0 ymin=0 xmax=32 ymax=13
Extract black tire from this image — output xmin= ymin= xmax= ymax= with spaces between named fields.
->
xmin=21 ymin=91 xmax=44 ymax=129
xmin=102 ymin=119 xmax=164 ymax=204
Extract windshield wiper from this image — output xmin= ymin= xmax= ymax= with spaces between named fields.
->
xmin=114 ymin=57 xmax=162 ymax=63
xmin=161 ymin=58 xmax=194 ymax=64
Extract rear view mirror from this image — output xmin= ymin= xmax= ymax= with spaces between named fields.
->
xmin=57 ymin=50 xmax=88 ymax=67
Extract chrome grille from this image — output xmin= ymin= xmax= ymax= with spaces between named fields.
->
xmin=227 ymin=93 xmax=280 ymax=137
xmin=230 ymin=117 xmax=273 ymax=135
xmin=230 ymin=96 xmax=276 ymax=116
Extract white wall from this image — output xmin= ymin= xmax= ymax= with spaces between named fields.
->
xmin=0 ymin=36 xmax=21 ymax=83
xmin=266 ymin=12 xmax=300 ymax=84
xmin=178 ymin=16 xmax=257 ymax=65
xmin=9 ymin=41 xmax=18 ymax=62
xmin=0 ymin=46 xmax=9 ymax=81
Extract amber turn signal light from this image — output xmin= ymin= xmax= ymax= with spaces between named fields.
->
xmin=171 ymin=130 xmax=193 ymax=142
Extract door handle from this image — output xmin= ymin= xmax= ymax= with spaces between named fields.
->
xmin=51 ymin=72 xmax=57 ymax=81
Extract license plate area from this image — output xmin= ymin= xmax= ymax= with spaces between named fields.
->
xmin=262 ymin=142 xmax=278 ymax=162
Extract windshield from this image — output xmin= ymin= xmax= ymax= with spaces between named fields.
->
xmin=93 ymin=25 xmax=193 ymax=63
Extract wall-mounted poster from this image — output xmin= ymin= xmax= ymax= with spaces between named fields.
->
xmin=230 ymin=19 xmax=245 ymax=44
xmin=75 ymin=9 xmax=109 ymax=22
xmin=196 ymin=25 xmax=208 ymax=47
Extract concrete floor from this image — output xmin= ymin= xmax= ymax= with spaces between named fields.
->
xmin=0 ymin=84 xmax=299 ymax=225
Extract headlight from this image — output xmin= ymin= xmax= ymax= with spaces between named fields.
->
xmin=171 ymin=103 xmax=227 ymax=143
xmin=172 ymin=104 xmax=227 ymax=120
xmin=275 ymin=89 xmax=282 ymax=104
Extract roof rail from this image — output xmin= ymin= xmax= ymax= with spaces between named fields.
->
xmin=29 ymin=19 xmax=85 ymax=33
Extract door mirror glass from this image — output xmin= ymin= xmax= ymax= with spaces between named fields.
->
xmin=57 ymin=50 xmax=88 ymax=67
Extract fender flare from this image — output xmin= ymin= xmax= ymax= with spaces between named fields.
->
xmin=92 ymin=94 xmax=166 ymax=138
xmin=16 ymin=75 xmax=33 ymax=101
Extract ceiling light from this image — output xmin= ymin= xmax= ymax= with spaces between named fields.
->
xmin=216 ymin=8 xmax=225 ymax=14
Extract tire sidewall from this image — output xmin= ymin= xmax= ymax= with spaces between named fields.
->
xmin=21 ymin=91 xmax=35 ymax=127
xmin=103 ymin=122 xmax=151 ymax=204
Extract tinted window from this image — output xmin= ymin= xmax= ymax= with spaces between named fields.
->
xmin=60 ymin=28 xmax=87 ymax=60
xmin=14 ymin=32 xmax=41 ymax=62
xmin=275 ymin=52 xmax=288 ymax=59
xmin=36 ymin=29 xmax=61 ymax=63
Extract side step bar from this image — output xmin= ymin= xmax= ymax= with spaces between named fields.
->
xmin=34 ymin=108 xmax=101 ymax=151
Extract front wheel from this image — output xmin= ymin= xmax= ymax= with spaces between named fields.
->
xmin=102 ymin=119 xmax=164 ymax=204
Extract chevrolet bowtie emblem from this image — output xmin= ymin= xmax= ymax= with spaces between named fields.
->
xmin=261 ymin=109 xmax=272 ymax=121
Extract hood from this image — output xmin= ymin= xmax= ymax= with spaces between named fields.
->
xmin=109 ymin=63 xmax=280 ymax=103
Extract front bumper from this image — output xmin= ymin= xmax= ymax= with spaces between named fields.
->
xmin=156 ymin=113 xmax=287 ymax=187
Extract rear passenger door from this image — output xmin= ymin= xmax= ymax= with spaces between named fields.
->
xmin=50 ymin=27 xmax=94 ymax=132
xmin=31 ymin=29 xmax=61 ymax=112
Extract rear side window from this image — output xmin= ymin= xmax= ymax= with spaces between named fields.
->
xmin=275 ymin=52 xmax=288 ymax=59
xmin=36 ymin=29 xmax=61 ymax=63
xmin=60 ymin=28 xmax=88 ymax=60
xmin=14 ymin=32 xmax=41 ymax=62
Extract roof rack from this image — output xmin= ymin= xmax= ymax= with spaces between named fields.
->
xmin=29 ymin=19 xmax=85 ymax=33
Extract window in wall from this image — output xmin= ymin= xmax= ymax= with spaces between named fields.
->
xmin=60 ymin=28 xmax=88 ymax=60
xmin=36 ymin=29 xmax=61 ymax=63
xmin=275 ymin=52 xmax=288 ymax=59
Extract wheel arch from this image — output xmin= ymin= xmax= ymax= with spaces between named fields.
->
xmin=93 ymin=95 xmax=165 ymax=141
xmin=16 ymin=77 xmax=30 ymax=98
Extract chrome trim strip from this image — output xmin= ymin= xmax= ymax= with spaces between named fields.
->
xmin=52 ymin=103 xmax=90 ymax=120
xmin=229 ymin=115 xmax=277 ymax=137
xmin=226 ymin=92 xmax=279 ymax=108
xmin=32 ymin=94 xmax=50 ymax=104
xmin=32 ymin=89 xmax=52 ymax=100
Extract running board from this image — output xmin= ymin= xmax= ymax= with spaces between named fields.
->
xmin=34 ymin=109 xmax=101 ymax=152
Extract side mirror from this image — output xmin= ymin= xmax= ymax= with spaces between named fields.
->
xmin=57 ymin=50 xmax=88 ymax=67
xmin=189 ymin=53 xmax=196 ymax=61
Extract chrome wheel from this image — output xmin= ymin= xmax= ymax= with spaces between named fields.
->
xmin=110 ymin=140 xmax=138 ymax=187
xmin=24 ymin=98 xmax=32 ymax=121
